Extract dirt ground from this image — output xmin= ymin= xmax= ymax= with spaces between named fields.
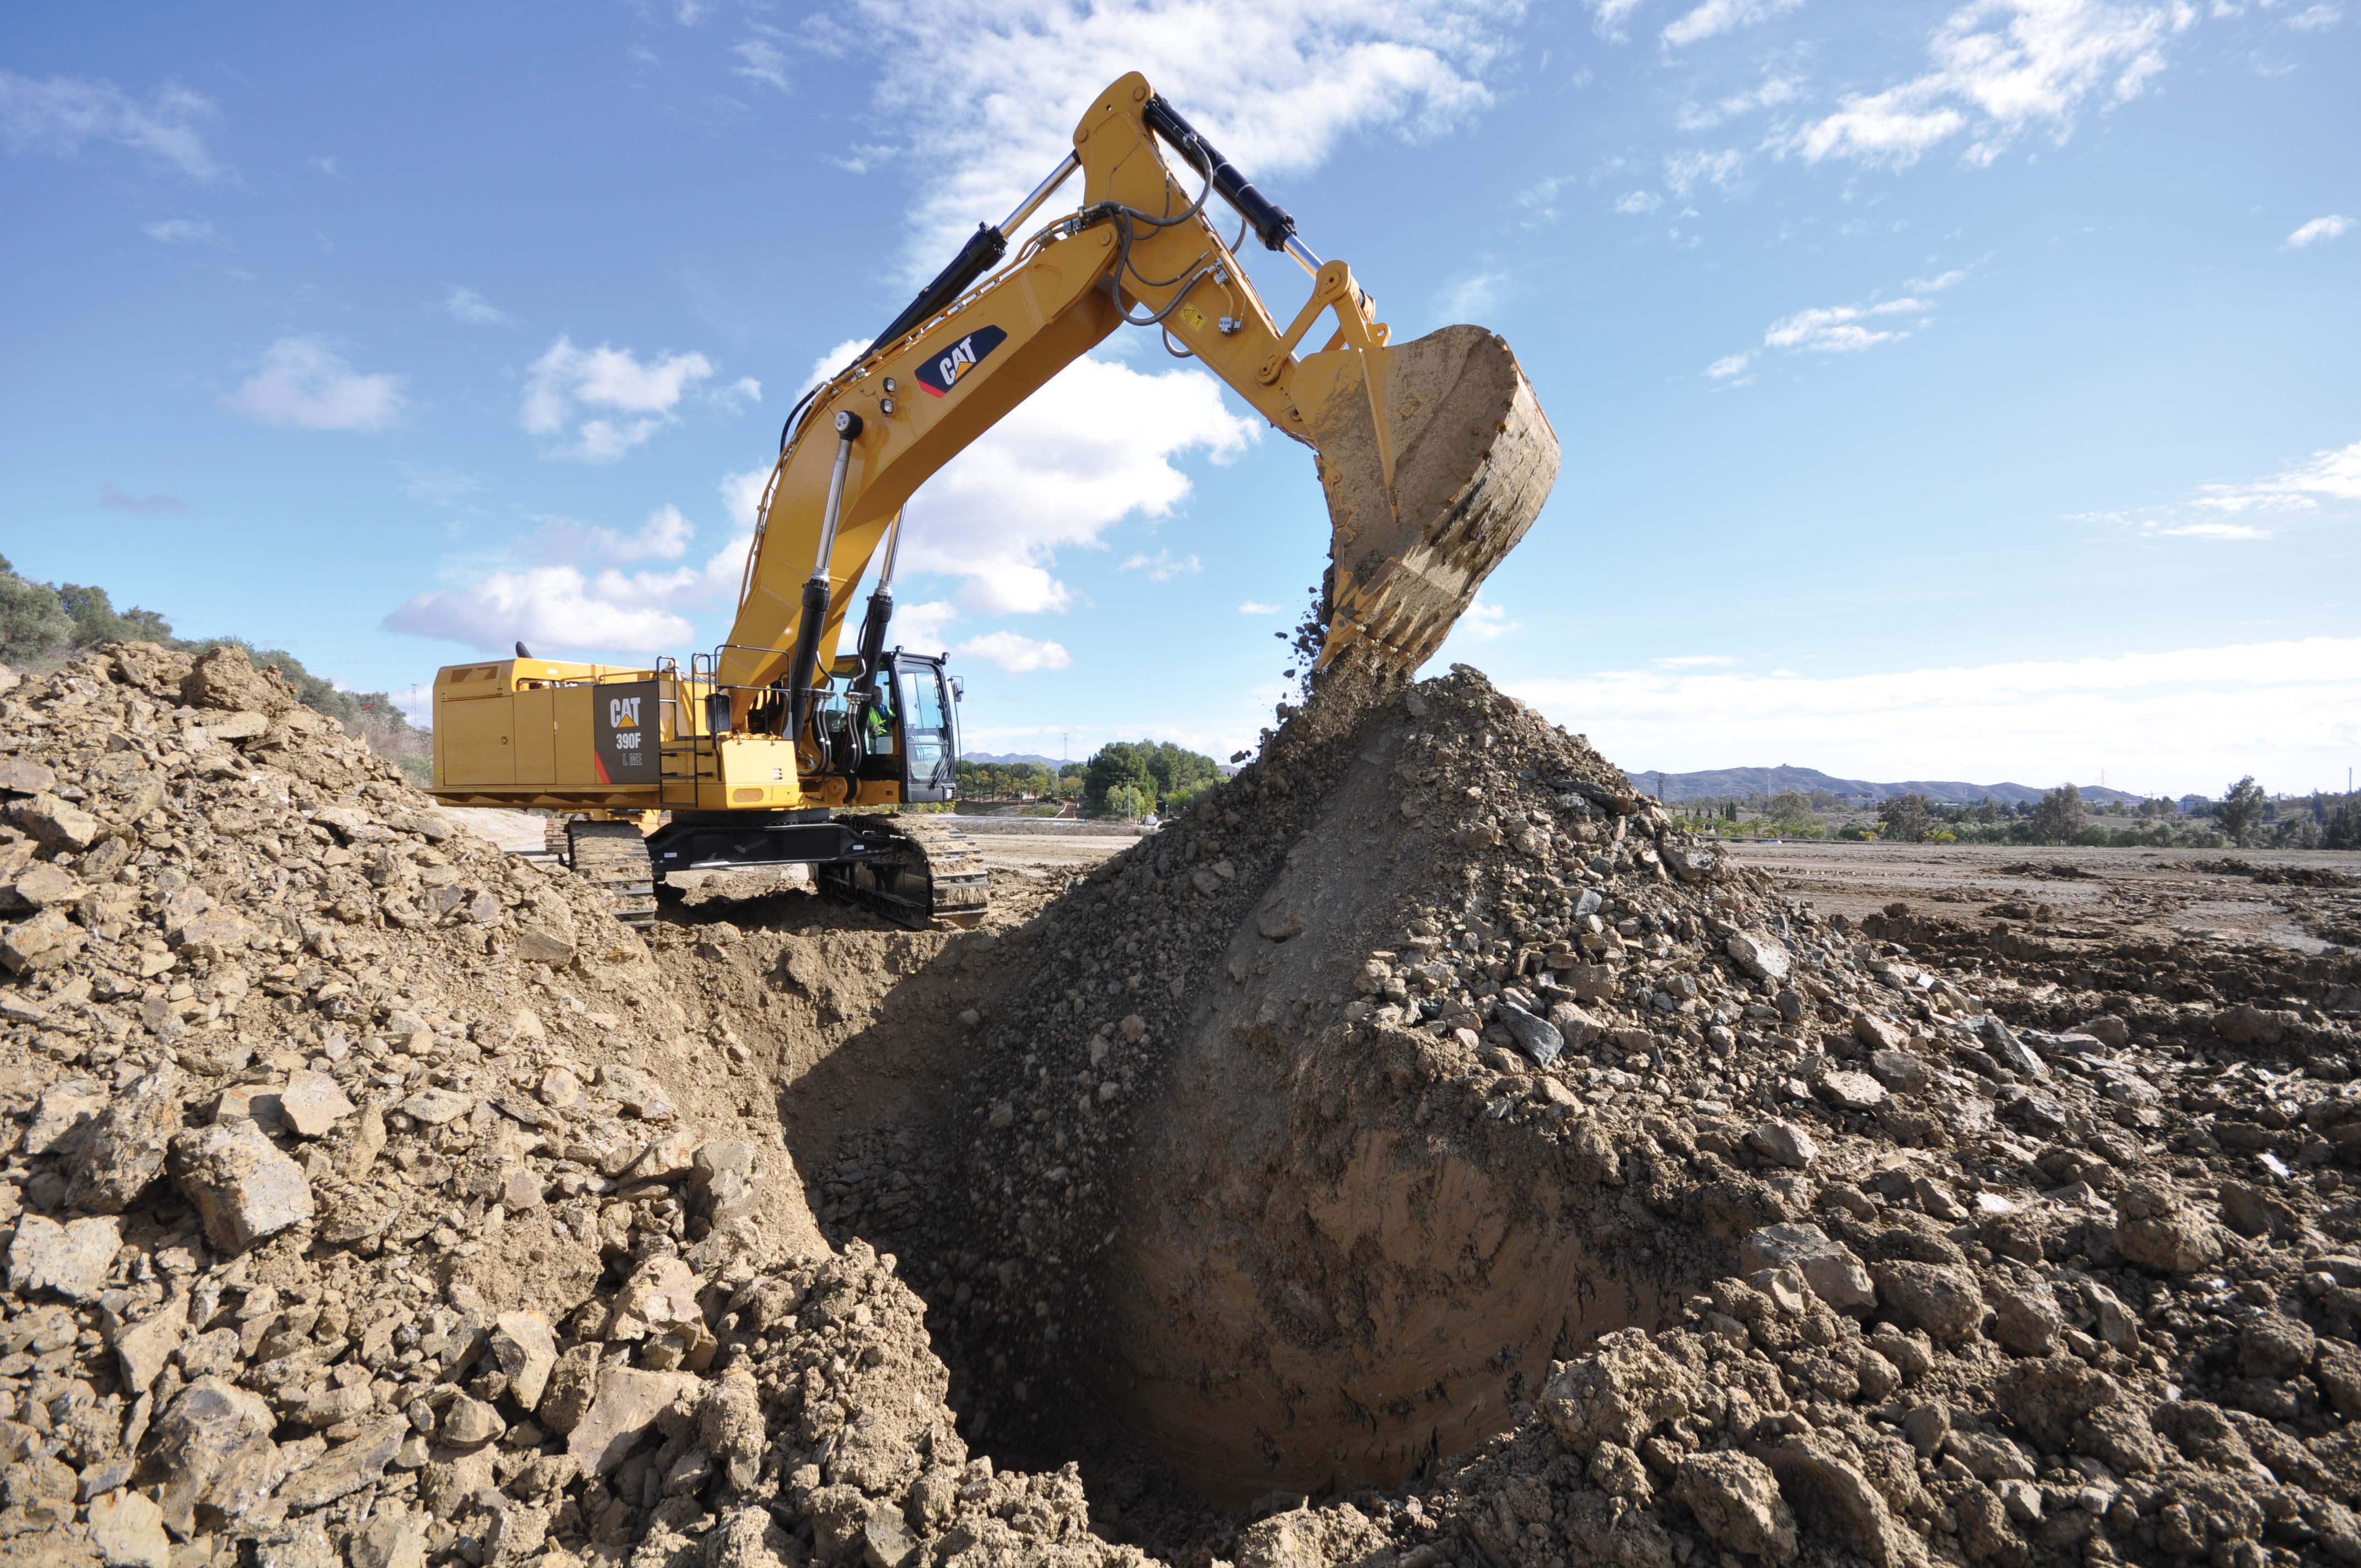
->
xmin=13 ymin=650 xmax=2360 ymax=1568
xmin=1724 ymin=841 xmax=2361 ymax=955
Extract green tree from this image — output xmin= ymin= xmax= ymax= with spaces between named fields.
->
xmin=1765 ymin=791 xmax=1814 ymax=823
xmin=2216 ymin=776 xmax=2267 ymax=848
xmin=1876 ymin=793 xmax=1934 ymax=842
xmin=1082 ymin=742 xmax=1155 ymax=815
xmin=1082 ymin=739 xmax=1220 ymax=815
xmin=1101 ymin=781 xmax=1154 ymax=819
xmin=56 ymin=582 xmax=175 ymax=646
xmin=0 ymin=556 xmax=73 ymax=665
xmin=2029 ymin=783 xmax=2085 ymax=845
xmin=2326 ymin=800 xmax=2361 ymax=851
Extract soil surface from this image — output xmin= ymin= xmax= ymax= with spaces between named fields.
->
xmin=1729 ymin=842 xmax=2361 ymax=955
xmin=8 ymin=644 xmax=2361 ymax=1568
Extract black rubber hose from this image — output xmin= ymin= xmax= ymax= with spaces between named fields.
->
xmin=866 ymin=223 xmax=1009 ymax=359
xmin=1142 ymin=94 xmax=1297 ymax=252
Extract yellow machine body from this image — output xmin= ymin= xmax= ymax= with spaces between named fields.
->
xmin=429 ymin=658 xmax=899 ymax=813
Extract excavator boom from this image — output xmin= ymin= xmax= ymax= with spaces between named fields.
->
xmin=720 ymin=72 xmax=1559 ymax=709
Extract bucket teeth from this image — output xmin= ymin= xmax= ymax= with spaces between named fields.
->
xmin=1304 ymin=325 xmax=1560 ymax=673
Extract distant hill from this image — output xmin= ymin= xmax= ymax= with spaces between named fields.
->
xmin=961 ymin=751 xmax=1069 ymax=767
xmin=1621 ymin=764 xmax=2144 ymax=808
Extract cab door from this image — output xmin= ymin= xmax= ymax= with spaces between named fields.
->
xmin=893 ymin=656 xmax=958 ymax=803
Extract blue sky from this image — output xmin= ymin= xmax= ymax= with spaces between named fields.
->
xmin=3 ymin=0 xmax=2355 ymax=798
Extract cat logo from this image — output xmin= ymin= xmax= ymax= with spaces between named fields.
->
xmin=914 ymin=325 xmax=1008 ymax=397
xmin=592 ymin=679 xmax=659 ymax=785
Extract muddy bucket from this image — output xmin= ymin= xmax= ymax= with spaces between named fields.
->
xmin=1297 ymin=325 xmax=1560 ymax=672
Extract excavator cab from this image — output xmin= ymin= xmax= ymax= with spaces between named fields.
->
xmin=849 ymin=652 xmax=961 ymax=804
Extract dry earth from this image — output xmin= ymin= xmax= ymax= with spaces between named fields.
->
xmin=5 ymin=645 xmax=2360 ymax=1568
xmin=1728 ymin=844 xmax=2360 ymax=957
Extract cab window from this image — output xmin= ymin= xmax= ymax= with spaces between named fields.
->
xmin=899 ymin=668 xmax=948 ymax=733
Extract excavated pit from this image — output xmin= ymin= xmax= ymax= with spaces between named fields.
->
xmin=848 ymin=664 xmax=1732 ymax=1510
xmin=654 ymin=667 xmax=1718 ymax=1517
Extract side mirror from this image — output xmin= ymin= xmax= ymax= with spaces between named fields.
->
xmin=949 ymin=677 xmax=965 ymax=703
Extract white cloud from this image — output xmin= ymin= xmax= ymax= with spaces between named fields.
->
xmin=1238 ymin=601 xmax=1283 ymax=614
xmin=1506 ymin=637 xmax=2361 ymax=797
xmin=1675 ymin=76 xmax=1803 ymax=130
xmin=719 ymin=466 xmax=774 ymax=532
xmin=1665 ymin=148 xmax=1745 ymax=198
xmin=1614 ymin=189 xmax=1663 ymax=214
xmin=2153 ymin=521 xmax=2271 ymax=540
xmin=711 ymin=375 xmax=763 ymax=411
xmin=444 ymin=286 xmax=512 ymax=325
xmin=521 ymin=336 xmax=718 ymax=462
xmin=893 ymin=600 xmax=961 ymax=652
xmin=1438 ymin=270 xmax=1505 ymax=317
xmin=840 ymin=0 xmax=1520 ymax=272
xmin=2193 ymin=437 xmax=2361 ymax=514
xmin=2286 ymin=3 xmax=2342 ymax=27
xmin=384 ymin=568 xmax=698 ymax=656
xmin=1775 ymin=0 xmax=2191 ymax=170
xmin=1657 ymin=654 xmax=1736 ymax=666
xmin=2285 ymin=214 xmax=2353 ymax=248
xmin=1459 ymin=598 xmax=1518 ymax=640
xmin=734 ymin=38 xmax=791 ymax=92
xmin=1712 ymin=275 xmax=1952 ymax=372
xmin=308 ymin=155 xmax=340 ymax=176
xmin=955 ymin=631 xmax=1071 ymax=673
xmin=224 ymin=338 xmax=405 ymax=432
xmin=1588 ymin=0 xmax=1653 ymax=39
xmin=1907 ymin=266 xmax=1971 ymax=291
xmin=897 ymin=353 xmax=1256 ymax=615
xmin=1763 ymin=297 xmax=1921 ymax=352
xmin=0 ymin=70 xmax=222 ymax=182
xmin=1662 ymin=0 xmax=1804 ymax=49
xmin=384 ymin=496 xmax=752 ymax=656
xmin=1119 ymin=549 xmax=1203 ymax=581
xmin=534 ymin=505 xmax=697 ymax=564
xmin=143 ymin=218 xmax=215 ymax=243
xmin=1517 ymin=173 xmax=1575 ymax=222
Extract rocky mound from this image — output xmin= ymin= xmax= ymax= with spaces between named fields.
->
xmin=8 ymin=641 xmax=2360 ymax=1568
xmin=0 ymin=644 xmax=1124 ymax=1568
xmin=932 ymin=664 xmax=2361 ymax=1566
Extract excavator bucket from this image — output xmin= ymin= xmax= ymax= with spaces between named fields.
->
xmin=1297 ymin=325 xmax=1559 ymax=673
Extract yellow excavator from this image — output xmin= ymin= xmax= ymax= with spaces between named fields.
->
xmin=427 ymin=71 xmax=1559 ymax=928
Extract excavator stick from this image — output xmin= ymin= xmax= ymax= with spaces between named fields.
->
xmin=1297 ymin=325 xmax=1559 ymax=674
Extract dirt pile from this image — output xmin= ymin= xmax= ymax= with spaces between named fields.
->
xmin=9 ymin=640 xmax=2361 ymax=1568
xmin=0 ymin=643 xmax=1120 ymax=1568
xmin=927 ymin=664 xmax=2361 ymax=1566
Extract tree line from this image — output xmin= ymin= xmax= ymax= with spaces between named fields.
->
xmin=953 ymin=741 xmax=1225 ymax=819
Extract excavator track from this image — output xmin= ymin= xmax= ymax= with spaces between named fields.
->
xmin=567 ymin=819 xmax=659 ymax=928
xmin=820 ymin=814 xmax=989 ymax=931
